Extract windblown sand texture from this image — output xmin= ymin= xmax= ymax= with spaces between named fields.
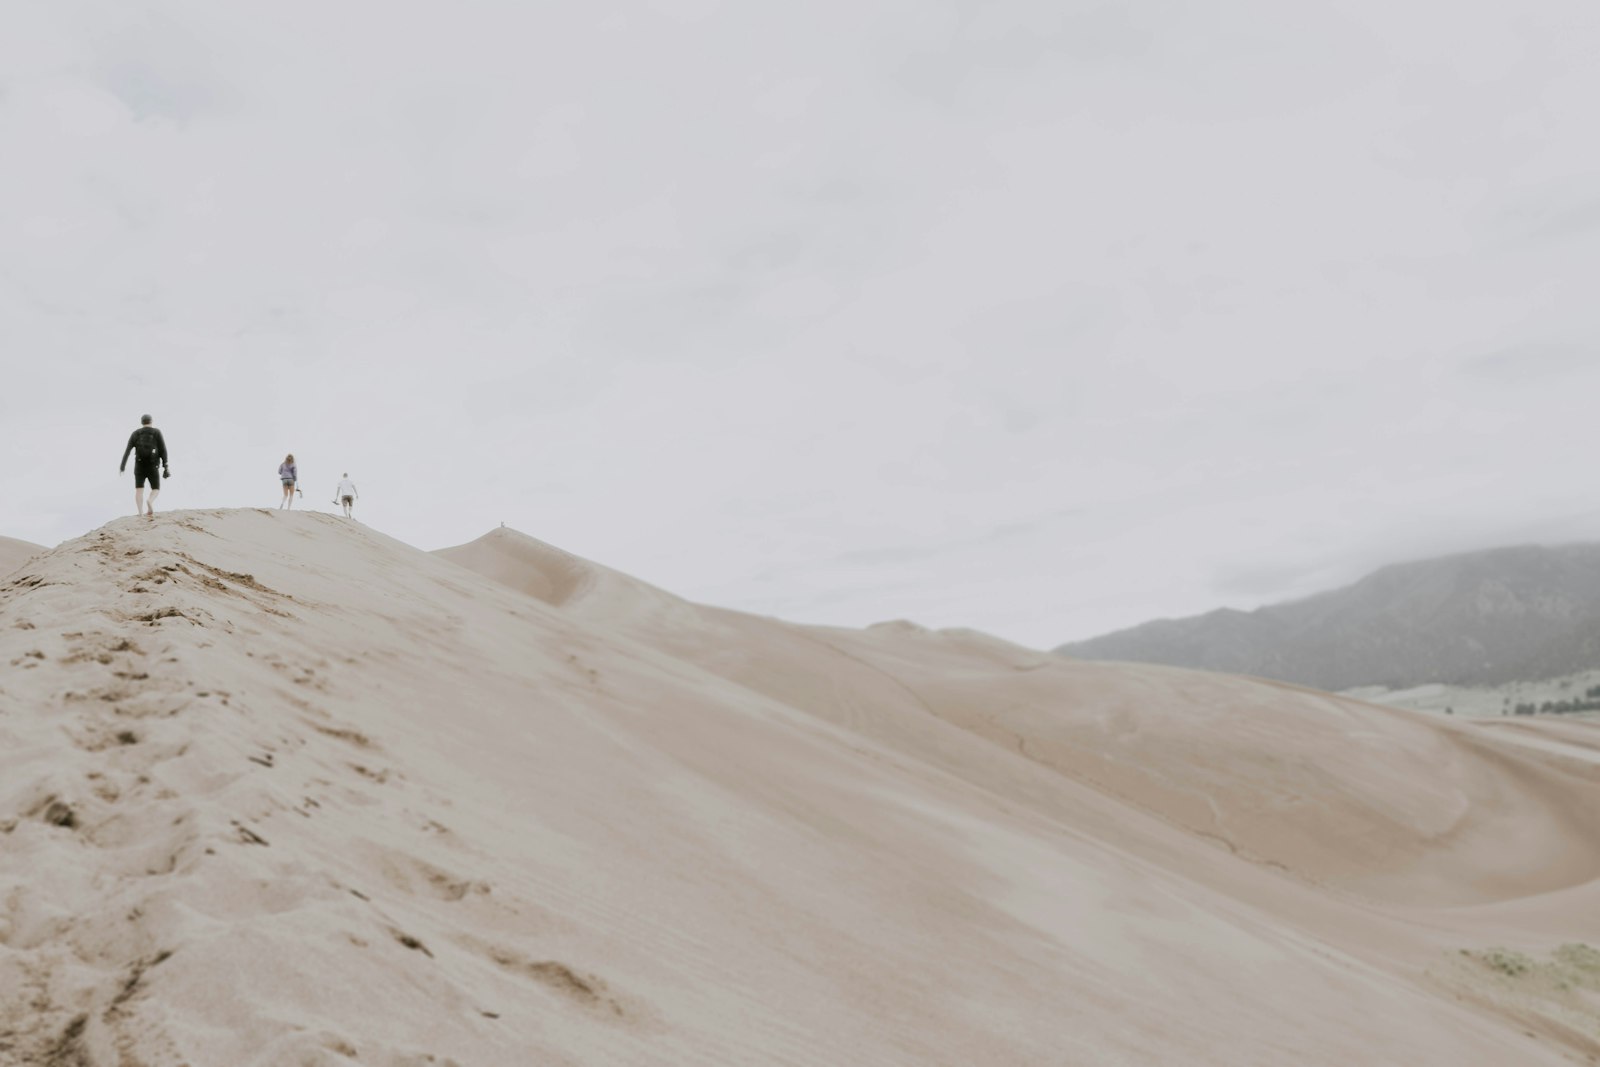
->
xmin=3 ymin=513 xmax=1599 ymax=1065
xmin=0 ymin=538 xmax=41 ymax=582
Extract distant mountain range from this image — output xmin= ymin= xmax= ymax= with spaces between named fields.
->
xmin=1057 ymin=544 xmax=1600 ymax=691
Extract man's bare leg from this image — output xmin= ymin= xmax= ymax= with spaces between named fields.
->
xmin=146 ymin=489 xmax=159 ymax=516
xmin=134 ymin=487 xmax=145 ymax=516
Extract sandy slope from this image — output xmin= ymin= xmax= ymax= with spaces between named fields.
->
xmin=440 ymin=527 xmax=1600 ymax=1058
xmin=441 ymin=528 xmax=1600 ymax=908
xmin=0 ymin=537 xmax=42 ymax=581
xmin=0 ymin=515 xmax=1594 ymax=1066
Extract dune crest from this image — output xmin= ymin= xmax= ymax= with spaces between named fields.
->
xmin=0 ymin=535 xmax=42 ymax=580
xmin=435 ymin=526 xmax=695 ymax=628
xmin=0 ymin=510 xmax=1595 ymax=1064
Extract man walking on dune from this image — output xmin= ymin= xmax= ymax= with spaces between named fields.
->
xmin=119 ymin=414 xmax=170 ymax=517
xmin=333 ymin=473 xmax=359 ymax=518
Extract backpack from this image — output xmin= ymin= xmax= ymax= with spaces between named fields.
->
xmin=134 ymin=427 xmax=161 ymax=461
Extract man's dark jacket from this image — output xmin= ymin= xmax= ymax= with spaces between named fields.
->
xmin=120 ymin=426 xmax=168 ymax=471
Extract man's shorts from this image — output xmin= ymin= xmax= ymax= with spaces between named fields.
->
xmin=134 ymin=458 xmax=161 ymax=490
xmin=341 ymin=496 xmax=354 ymax=506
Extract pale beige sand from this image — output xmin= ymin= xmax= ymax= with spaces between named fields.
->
xmin=0 ymin=536 xmax=42 ymax=581
xmin=1474 ymin=716 xmax=1600 ymax=766
xmin=1 ymin=514 xmax=1595 ymax=1065
xmin=440 ymin=527 xmax=1600 ymax=1057
xmin=440 ymin=528 xmax=1600 ymax=907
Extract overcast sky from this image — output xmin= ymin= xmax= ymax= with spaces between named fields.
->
xmin=4 ymin=0 xmax=1599 ymax=648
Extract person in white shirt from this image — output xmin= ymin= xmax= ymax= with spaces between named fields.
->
xmin=333 ymin=473 xmax=359 ymax=518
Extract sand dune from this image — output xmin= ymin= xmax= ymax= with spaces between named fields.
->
xmin=1 ymin=514 xmax=1595 ymax=1065
xmin=0 ymin=536 xmax=41 ymax=581
xmin=443 ymin=528 xmax=1600 ymax=908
